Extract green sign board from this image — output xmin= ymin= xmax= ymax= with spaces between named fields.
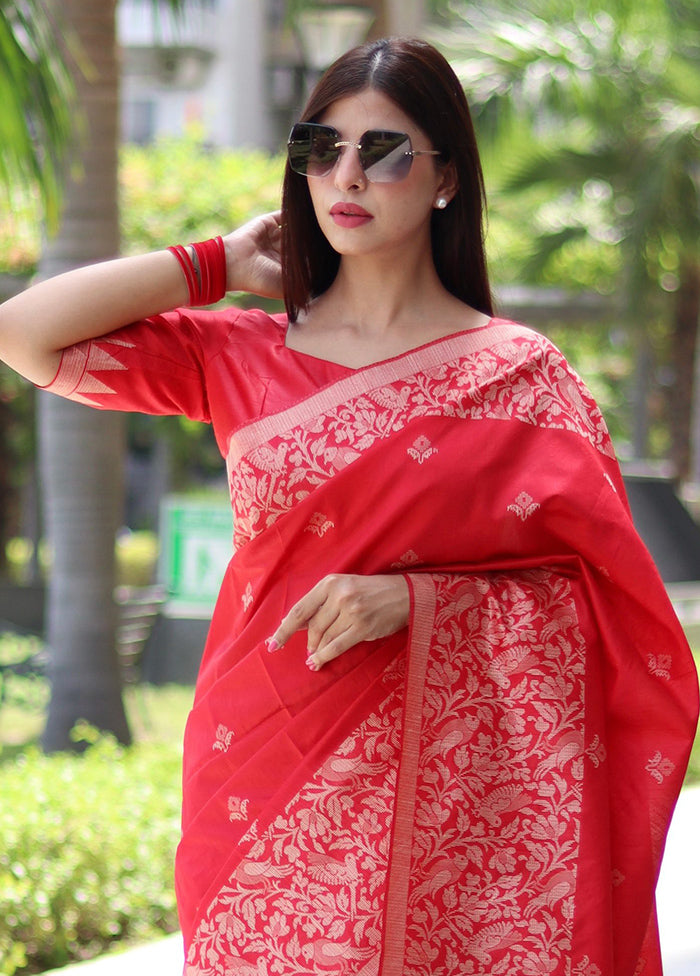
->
xmin=159 ymin=496 xmax=232 ymax=617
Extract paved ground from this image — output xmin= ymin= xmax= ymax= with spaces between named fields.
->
xmin=657 ymin=785 xmax=700 ymax=975
xmin=43 ymin=786 xmax=700 ymax=975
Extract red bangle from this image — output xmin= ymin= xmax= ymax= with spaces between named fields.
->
xmin=192 ymin=236 xmax=226 ymax=306
xmin=167 ymin=236 xmax=226 ymax=306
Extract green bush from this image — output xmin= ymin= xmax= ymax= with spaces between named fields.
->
xmin=115 ymin=531 xmax=159 ymax=587
xmin=686 ymin=653 xmax=700 ymax=788
xmin=5 ymin=531 xmax=158 ymax=587
xmin=120 ymin=131 xmax=285 ymax=255
xmin=0 ymin=728 xmax=182 ymax=975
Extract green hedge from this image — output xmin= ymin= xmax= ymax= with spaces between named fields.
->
xmin=0 ymin=728 xmax=182 ymax=975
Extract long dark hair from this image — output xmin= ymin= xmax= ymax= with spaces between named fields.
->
xmin=281 ymin=37 xmax=493 ymax=322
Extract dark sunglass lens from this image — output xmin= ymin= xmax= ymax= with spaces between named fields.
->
xmin=306 ymin=129 xmax=339 ymax=177
xmin=288 ymin=124 xmax=338 ymax=177
xmin=287 ymin=126 xmax=308 ymax=175
xmin=361 ymin=131 xmax=412 ymax=183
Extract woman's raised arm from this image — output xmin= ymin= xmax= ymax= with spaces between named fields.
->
xmin=0 ymin=251 xmax=190 ymax=386
xmin=0 ymin=211 xmax=283 ymax=387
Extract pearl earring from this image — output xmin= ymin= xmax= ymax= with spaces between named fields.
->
xmin=435 ymin=197 xmax=448 ymax=210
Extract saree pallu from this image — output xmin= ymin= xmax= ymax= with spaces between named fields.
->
xmin=174 ymin=322 xmax=698 ymax=976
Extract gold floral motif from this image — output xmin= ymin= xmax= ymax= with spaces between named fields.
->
xmin=407 ymin=435 xmax=437 ymax=464
xmin=228 ymin=796 xmax=250 ymax=822
xmin=241 ymin=581 xmax=254 ymax=611
xmin=212 ymin=724 xmax=234 ymax=753
xmin=226 ymin=333 xmax=614 ymax=553
xmin=304 ymin=512 xmax=335 ymax=537
xmin=647 ymin=653 xmax=672 ymax=680
xmin=391 ymin=550 xmax=421 ymax=569
xmin=507 ymin=490 xmax=541 ymax=521
xmin=188 ymin=571 xmax=588 ymax=974
xmin=645 ymin=751 xmax=676 ymax=784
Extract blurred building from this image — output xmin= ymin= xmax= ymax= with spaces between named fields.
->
xmin=118 ymin=0 xmax=426 ymax=151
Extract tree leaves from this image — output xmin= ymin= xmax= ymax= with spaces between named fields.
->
xmin=0 ymin=2 xmax=76 ymax=232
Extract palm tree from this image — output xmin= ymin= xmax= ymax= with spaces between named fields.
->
xmin=434 ymin=0 xmax=700 ymax=476
xmin=38 ymin=0 xmax=131 ymax=749
xmin=7 ymin=0 xmax=433 ymax=752
xmin=35 ymin=0 xmax=434 ymax=751
xmin=0 ymin=5 xmax=74 ymax=579
xmin=1 ymin=0 xmax=183 ymax=750
xmin=0 ymin=4 xmax=75 ymax=231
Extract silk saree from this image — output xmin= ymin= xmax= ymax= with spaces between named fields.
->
xmin=43 ymin=310 xmax=699 ymax=976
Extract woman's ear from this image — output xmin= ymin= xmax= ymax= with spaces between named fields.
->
xmin=434 ymin=161 xmax=459 ymax=209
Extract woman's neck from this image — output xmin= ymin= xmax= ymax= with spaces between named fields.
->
xmin=314 ymin=251 xmax=448 ymax=338
xmin=286 ymin=249 xmax=489 ymax=371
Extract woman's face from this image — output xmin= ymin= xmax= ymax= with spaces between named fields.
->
xmin=305 ymin=88 xmax=452 ymax=262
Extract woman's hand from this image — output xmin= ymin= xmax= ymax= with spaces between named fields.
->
xmin=224 ymin=211 xmax=283 ymax=299
xmin=267 ymin=574 xmax=410 ymax=671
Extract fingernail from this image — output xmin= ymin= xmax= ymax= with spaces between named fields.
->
xmin=306 ymin=657 xmax=318 ymax=671
xmin=266 ymin=638 xmax=280 ymax=653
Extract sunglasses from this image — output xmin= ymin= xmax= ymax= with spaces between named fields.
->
xmin=287 ymin=122 xmax=441 ymax=184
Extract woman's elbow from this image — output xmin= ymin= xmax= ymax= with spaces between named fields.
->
xmin=0 ymin=298 xmax=62 ymax=387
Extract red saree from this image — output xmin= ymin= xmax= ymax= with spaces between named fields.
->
xmin=43 ymin=311 xmax=698 ymax=976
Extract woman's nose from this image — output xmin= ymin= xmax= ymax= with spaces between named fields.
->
xmin=333 ymin=145 xmax=366 ymax=191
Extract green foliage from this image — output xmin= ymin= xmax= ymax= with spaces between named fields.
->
xmin=0 ymin=676 xmax=194 ymax=975
xmin=0 ymin=731 xmax=182 ymax=975
xmin=120 ymin=131 xmax=285 ymax=254
xmin=115 ymin=531 xmax=159 ymax=587
xmin=0 ymin=633 xmax=48 ymax=736
xmin=0 ymin=635 xmax=43 ymax=671
xmin=4 ymin=530 xmax=159 ymax=587
xmin=686 ymin=652 xmax=700 ymax=787
xmin=4 ymin=540 xmax=46 ymax=586
xmin=545 ymin=323 xmax=634 ymax=451
xmin=0 ymin=134 xmax=286 ymax=276
xmin=438 ymin=0 xmax=700 ymax=313
xmin=0 ymin=187 xmax=39 ymax=276
xmin=0 ymin=3 xmax=76 ymax=233
xmin=119 ymin=134 xmax=286 ymax=497
xmin=0 ymin=372 xmax=36 ymax=556
xmin=434 ymin=0 xmax=700 ymax=467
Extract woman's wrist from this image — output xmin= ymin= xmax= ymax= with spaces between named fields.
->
xmin=168 ymin=237 xmax=227 ymax=306
xmin=222 ymin=233 xmax=242 ymax=293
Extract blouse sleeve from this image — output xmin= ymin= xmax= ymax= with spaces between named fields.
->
xmin=39 ymin=307 xmax=240 ymax=423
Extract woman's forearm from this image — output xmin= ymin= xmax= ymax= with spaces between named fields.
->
xmin=0 ymin=211 xmax=284 ymax=388
xmin=0 ymin=250 xmax=189 ymax=387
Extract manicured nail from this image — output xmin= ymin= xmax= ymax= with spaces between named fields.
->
xmin=266 ymin=638 xmax=280 ymax=653
xmin=306 ymin=657 xmax=318 ymax=671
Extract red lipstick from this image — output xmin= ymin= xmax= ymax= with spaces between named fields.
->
xmin=330 ymin=202 xmax=373 ymax=228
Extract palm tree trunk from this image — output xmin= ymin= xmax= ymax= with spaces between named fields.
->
xmin=39 ymin=398 xmax=128 ymax=747
xmin=682 ymin=261 xmax=700 ymax=484
xmin=631 ymin=330 xmax=653 ymax=459
xmin=0 ymin=393 xmax=13 ymax=577
xmin=670 ymin=259 xmax=700 ymax=483
xmin=40 ymin=0 xmax=130 ymax=750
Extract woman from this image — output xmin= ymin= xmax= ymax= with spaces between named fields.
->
xmin=0 ymin=37 xmax=697 ymax=976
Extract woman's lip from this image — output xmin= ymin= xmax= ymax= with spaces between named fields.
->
xmin=329 ymin=202 xmax=373 ymax=228
xmin=330 ymin=202 xmax=372 ymax=218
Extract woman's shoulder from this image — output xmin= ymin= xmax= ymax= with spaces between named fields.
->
xmin=488 ymin=316 xmax=543 ymax=340
xmin=186 ymin=304 xmax=286 ymax=333
xmin=178 ymin=305 xmax=288 ymax=359
xmin=487 ymin=316 xmax=567 ymax=358
xmin=484 ymin=317 xmax=589 ymax=386
xmin=483 ymin=316 xmax=557 ymax=357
